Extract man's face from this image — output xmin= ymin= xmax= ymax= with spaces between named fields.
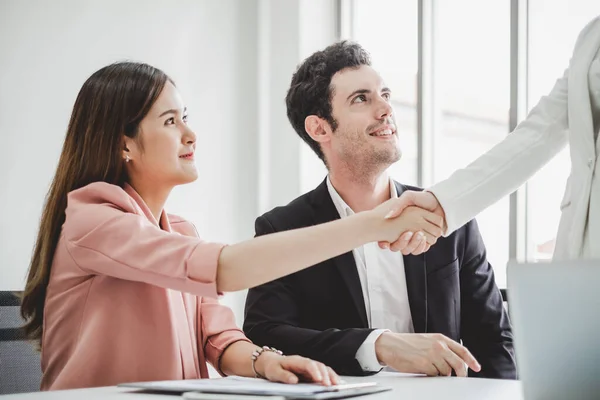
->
xmin=326 ymin=65 xmax=401 ymax=171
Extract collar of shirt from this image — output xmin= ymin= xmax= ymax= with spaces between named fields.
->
xmin=326 ymin=175 xmax=398 ymax=219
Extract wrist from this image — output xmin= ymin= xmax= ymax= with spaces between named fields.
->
xmin=360 ymin=210 xmax=386 ymax=243
xmin=252 ymin=346 xmax=283 ymax=379
xmin=375 ymin=332 xmax=392 ymax=366
xmin=425 ymin=190 xmax=447 ymax=232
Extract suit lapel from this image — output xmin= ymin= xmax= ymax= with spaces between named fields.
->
xmin=309 ymin=179 xmax=369 ymax=328
xmin=569 ymin=21 xmax=600 ymax=158
xmin=394 ymin=182 xmax=428 ymax=333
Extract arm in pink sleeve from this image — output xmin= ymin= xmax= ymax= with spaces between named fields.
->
xmin=63 ymin=184 xmax=225 ymax=298
xmin=198 ymin=297 xmax=250 ymax=375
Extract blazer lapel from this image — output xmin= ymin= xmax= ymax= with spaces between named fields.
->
xmin=309 ymin=179 xmax=369 ymax=328
xmin=569 ymin=21 xmax=600 ymax=158
xmin=394 ymin=181 xmax=428 ymax=333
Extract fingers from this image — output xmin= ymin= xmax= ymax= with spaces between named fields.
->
xmin=380 ymin=203 xmax=444 ymax=255
xmin=427 ymin=340 xmax=452 ymax=377
xmin=411 ymin=236 xmax=428 ymax=255
xmin=420 ymin=230 xmax=438 ymax=246
xmin=416 ymin=358 xmax=439 ymax=377
xmin=444 ymin=339 xmax=481 ymax=373
xmin=316 ymin=363 xmax=331 ymax=386
xmin=379 ymin=333 xmax=475 ymax=379
xmin=422 ymin=210 xmax=445 ymax=229
xmin=384 ymin=200 xmax=407 ymax=220
xmin=380 ymin=233 xmax=428 ymax=254
xmin=280 ymin=356 xmax=331 ymax=385
xmin=432 ymin=357 xmax=453 ymax=377
xmin=378 ymin=241 xmax=391 ymax=249
xmin=387 ymin=231 xmax=432 ymax=255
xmin=393 ymin=208 xmax=442 ymax=242
xmin=387 ymin=231 xmax=413 ymax=252
xmin=426 ymin=338 xmax=469 ymax=378
xmin=442 ymin=349 xmax=468 ymax=377
xmin=268 ymin=360 xmax=337 ymax=387
xmin=431 ymin=348 xmax=467 ymax=377
xmin=383 ymin=190 xmax=441 ymax=220
xmin=269 ymin=367 xmax=299 ymax=384
xmin=419 ymin=217 xmax=444 ymax=239
xmin=298 ymin=358 xmax=324 ymax=383
xmin=326 ymin=367 xmax=341 ymax=385
xmin=384 ymin=193 xmax=416 ymax=219
xmin=398 ymin=232 xmax=422 ymax=255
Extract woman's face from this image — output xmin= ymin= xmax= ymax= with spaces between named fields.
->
xmin=124 ymin=82 xmax=198 ymax=189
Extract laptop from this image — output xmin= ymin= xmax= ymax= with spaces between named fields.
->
xmin=507 ymin=260 xmax=600 ymax=400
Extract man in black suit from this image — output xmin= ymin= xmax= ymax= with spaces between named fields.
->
xmin=243 ymin=41 xmax=516 ymax=379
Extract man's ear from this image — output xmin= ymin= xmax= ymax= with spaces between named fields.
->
xmin=305 ymin=115 xmax=332 ymax=144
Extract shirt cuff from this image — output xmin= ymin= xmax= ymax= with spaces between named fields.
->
xmin=355 ymin=329 xmax=390 ymax=372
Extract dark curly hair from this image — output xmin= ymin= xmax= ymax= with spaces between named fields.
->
xmin=285 ymin=41 xmax=371 ymax=164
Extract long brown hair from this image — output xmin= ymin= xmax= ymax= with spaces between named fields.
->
xmin=21 ymin=62 xmax=172 ymax=346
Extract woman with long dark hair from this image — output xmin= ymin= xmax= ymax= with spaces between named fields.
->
xmin=20 ymin=61 xmax=444 ymax=390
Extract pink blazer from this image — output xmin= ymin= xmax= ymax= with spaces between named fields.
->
xmin=40 ymin=182 xmax=249 ymax=390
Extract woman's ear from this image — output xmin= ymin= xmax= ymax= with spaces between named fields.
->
xmin=122 ymin=136 xmax=134 ymax=163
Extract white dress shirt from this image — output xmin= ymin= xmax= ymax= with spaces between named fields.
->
xmin=326 ymin=177 xmax=414 ymax=372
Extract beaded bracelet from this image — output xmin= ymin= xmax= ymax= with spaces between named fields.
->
xmin=251 ymin=345 xmax=283 ymax=379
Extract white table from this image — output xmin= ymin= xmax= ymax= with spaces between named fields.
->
xmin=2 ymin=372 xmax=523 ymax=399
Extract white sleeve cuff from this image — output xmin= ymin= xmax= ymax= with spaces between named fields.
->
xmin=355 ymin=329 xmax=390 ymax=372
xmin=426 ymin=187 xmax=460 ymax=237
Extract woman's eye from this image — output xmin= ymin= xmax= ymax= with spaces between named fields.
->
xmin=182 ymin=114 xmax=188 ymax=123
xmin=165 ymin=117 xmax=175 ymax=125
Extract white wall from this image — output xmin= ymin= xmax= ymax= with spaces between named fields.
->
xmin=0 ymin=0 xmax=257 ymax=289
xmin=0 ymin=0 xmax=337 ymax=325
xmin=256 ymin=0 xmax=336 ymax=213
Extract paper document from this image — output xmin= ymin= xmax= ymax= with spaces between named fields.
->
xmin=120 ymin=376 xmax=378 ymax=396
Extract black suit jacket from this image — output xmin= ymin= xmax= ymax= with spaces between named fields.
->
xmin=243 ymin=179 xmax=516 ymax=379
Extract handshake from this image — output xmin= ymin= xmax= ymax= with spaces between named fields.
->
xmin=369 ymin=190 xmax=447 ymax=255
xmin=367 ymin=191 xmax=484 ymax=377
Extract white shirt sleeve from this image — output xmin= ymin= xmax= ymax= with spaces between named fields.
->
xmin=355 ymin=329 xmax=390 ymax=372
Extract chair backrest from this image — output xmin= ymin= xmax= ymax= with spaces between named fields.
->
xmin=0 ymin=291 xmax=42 ymax=394
xmin=500 ymin=288 xmax=510 ymax=315
xmin=500 ymin=288 xmax=508 ymax=303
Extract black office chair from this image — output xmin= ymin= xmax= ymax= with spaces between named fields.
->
xmin=500 ymin=288 xmax=508 ymax=303
xmin=0 ymin=291 xmax=42 ymax=394
xmin=500 ymin=288 xmax=512 ymax=318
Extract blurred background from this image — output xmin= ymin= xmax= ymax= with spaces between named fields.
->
xmin=1 ymin=0 xmax=599 ymax=326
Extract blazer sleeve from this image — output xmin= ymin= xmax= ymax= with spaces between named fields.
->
xmin=430 ymin=67 xmax=569 ymax=234
xmin=199 ymin=297 xmax=251 ymax=376
xmin=458 ymin=220 xmax=517 ymax=379
xmin=430 ymin=16 xmax=600 ymax=235
xmin=243 ymin=215 xmax=376 ymax=376
xmin=63 ymin=183 xmax=224 ymax=298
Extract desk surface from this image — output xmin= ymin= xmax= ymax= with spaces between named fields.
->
xmin=3 ymin=372 xmax=523 ymax=399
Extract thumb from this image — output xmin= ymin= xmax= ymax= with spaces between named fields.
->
xmin=384 ymin=192 xmax=416 ymax=219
